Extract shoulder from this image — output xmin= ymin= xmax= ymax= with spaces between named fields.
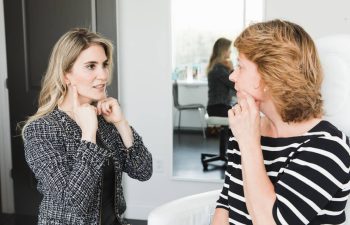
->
xmin=23 ymin=111 xmax=62 ymax=141
xmin=303 ymin=120 xmax=350 ymax=166
xmin=209 ymin=63 xmax=230 ymax=75
xmin=313 ymin=120 xmax=348 ymax=139
xmin=307 ymin=120 xmax=349 ymax=147
xmin=216 ymin=63 xmax=230 ymax=72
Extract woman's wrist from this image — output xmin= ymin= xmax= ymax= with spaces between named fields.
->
xmin=113 ymin=119 xmax=128 ymax=128
xmin=113 ymin=119 xmax=133 ymax=148
xmin=81 ymin=132 xmax=97 ymax=144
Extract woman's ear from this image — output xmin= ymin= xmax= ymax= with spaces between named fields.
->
xmin=64 ymin=73 xmax=71 ymax=86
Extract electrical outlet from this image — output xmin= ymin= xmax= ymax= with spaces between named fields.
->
xmin=154 ymin=159 xmax=164 ymax=173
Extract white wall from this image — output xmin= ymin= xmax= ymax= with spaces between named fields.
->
xmin=265 ymin=0 xmax=350 ymax=39
xmin=118 ymin=0 xmax=350 ymax=220
xmin=117 ymin=0 xmax=222 ymax=220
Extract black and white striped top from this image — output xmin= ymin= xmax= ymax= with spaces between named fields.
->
xmin=216 ymin=120 xmax=350 ymax=225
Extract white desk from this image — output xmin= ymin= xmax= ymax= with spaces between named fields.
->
xmin=176 ymin=79 xmax=208 ymax=87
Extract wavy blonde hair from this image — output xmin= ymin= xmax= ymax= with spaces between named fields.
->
xmin=207 ymin=37 xmax=232 ymax=73
xmin=234 ymin=19 xmax=323 ymax=122
xmin=22 ymin=28 xmax=114 ymax=135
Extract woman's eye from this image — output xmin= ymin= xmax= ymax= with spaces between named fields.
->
xmin=87 ymin=64 xmax=96 ymax=70
xmin=103 ymin=62 xmax=109 ymax=68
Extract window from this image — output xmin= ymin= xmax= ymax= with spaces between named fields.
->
xmin=171 ymin=0 xmax=264 ymax=80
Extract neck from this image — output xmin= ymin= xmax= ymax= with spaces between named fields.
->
xmin=260 ymin=100 xmax=321 ymax=138
xmin=59 ymin=96 xmax=73 ymax=112
xmin=59 ymin=91 xmax=91 ymax=111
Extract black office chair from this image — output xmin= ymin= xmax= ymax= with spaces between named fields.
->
xmin=173 ymin=81 xmax=206 ymax=138
xmin=201 ymin=114 xmax=230 ymax=171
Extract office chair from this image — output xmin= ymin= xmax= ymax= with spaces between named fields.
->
xmin=201 ymin=114 xmax=229 ymax=170
xmin=173 ymin=80 xmax=206 ymax=138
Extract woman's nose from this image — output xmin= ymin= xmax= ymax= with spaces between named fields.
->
xmin=229 ymin=70 xmax=237 ymax=82
xmin=97 ymin=67 xmax=108 ymax=80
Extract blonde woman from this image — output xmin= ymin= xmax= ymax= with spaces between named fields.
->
xmin=22 ymin=28 xmax=152 ymax=225
xmin=207 ymin=37 xmax=236 ymax=117
xmin=212 ymin=20 xmax=350 ymax=224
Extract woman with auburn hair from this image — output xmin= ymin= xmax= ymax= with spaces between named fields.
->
xmin=211 ymin=19 xmax=350 ymax=225
xmin=207 ymin=37 xmax=236 ymax=117
xmin=22 ymin=28 xmax=152 ymax=225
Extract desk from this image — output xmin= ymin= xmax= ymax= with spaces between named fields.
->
xmin=176 ymin=79 xmax=208 ymax=87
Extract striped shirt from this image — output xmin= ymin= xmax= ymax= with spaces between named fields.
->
xmin=216 ymin=120 xmax=350 ymax=225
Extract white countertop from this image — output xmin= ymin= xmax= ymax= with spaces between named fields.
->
xmin=175 ymin=79 xmax=208 ymax=87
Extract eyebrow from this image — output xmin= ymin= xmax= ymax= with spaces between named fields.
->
xmin=83 ymin=59 xmax=109 ymax=65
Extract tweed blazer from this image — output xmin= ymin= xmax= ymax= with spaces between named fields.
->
xmin=23 ymin=108 xmax=153 ymax=225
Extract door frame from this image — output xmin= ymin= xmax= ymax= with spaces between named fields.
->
xmin=0 ymin=0 xmax=15 ymax=214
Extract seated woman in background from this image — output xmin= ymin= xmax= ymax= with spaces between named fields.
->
xmin=212 ymin=19 xmax=350 ymax=225
xmin=22 ymin=28 xmax=152 ymax=225
xmin=207 ymin=38 xmax=236 ymax=117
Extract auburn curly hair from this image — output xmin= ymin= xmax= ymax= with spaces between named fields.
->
xmin=234 ymin=19 xmax=323 ymax=122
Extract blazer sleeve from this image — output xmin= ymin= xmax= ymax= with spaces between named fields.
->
xmin=112 ymin=126 xmax=153 ymax=181
xmin=23 ymin=119 xmax=110 ymax=215
xmin=272 ymin=136 xmax=350 ymax=225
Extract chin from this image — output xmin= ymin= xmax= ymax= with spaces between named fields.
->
xmin=79 ymin=91 xmax=106 ymax=104
xmin=95 ymin=93 xmax=107 ymax=101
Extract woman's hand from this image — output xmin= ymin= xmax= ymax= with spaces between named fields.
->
xmin=97 ymin=97 xmax=133 ymax=148
xmin=229 ymin=92 xmax=277 ymax=225
xmin=71 ymin=86 xmax=98 ymax=143
xmin=228 ymin=92 xmax=260 ymax=148
xmin=96 ymin=97 xmax=125 ymax=125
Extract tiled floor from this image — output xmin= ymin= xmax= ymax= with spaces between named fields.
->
xmin=173 ymin=129 xmax=226 ymax=180
xmin=0 ymin=213 xmax=146 ymax=225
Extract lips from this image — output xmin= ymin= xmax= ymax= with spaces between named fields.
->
xmin=93 ymin=84 xmax=105 ymax=88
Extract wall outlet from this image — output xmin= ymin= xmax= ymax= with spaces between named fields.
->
xmin=154 ymin=158 xmax=164 ymax=173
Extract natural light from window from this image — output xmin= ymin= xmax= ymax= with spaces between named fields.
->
xmin=172 ymin=0 xmax=264 ymax=80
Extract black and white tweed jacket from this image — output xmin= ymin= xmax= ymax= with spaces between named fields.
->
xmin=23 ymin=108 xmax=153 ymax=225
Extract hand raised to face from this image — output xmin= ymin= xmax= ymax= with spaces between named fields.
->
xmin=96 ymin=97 xmax=125 ymax=125
xmin=228 ymin=91 xmax=261 ymax=147
xmin=71 ymin=85 xmax=98 ymax=142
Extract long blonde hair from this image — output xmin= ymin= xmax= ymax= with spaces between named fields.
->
xmin=22 ymin=28 xmax=114 ymax=135
xmin=207 ymin=37 xmax=232 ymax=73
